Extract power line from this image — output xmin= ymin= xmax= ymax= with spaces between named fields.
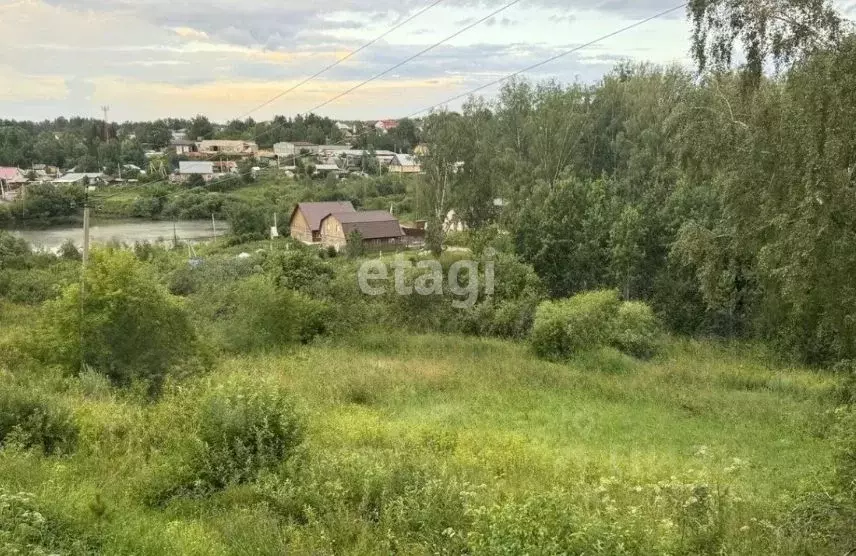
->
xmin=235 ymin=0 xmax=447 ymax=121
xmin=250 ymin=0 xmax=524 ymax=145
xmin=254 ymin=2 xmax=686 ymax=154
xmin=403 ymin=2 xmax=689 ymax=118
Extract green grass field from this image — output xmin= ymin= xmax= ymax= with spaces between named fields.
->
xmin=0 ymin=302 xmax=842 ymax=554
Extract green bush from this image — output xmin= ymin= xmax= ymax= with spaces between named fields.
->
xmin=195 ymin=380 xmax=304 ymax=489
xmin=264 ymin=246 xmax=334 ymax=294
xmin=0 ymin=386 xmax=77 ymax=454
xmin=0 ymin=231 xmax=31 ymax=270
xmin=40 ymin=249 xmax=199 ymax=393
xmin=611 ymin=301 xmax=661 ymax=358
xmin=530 ymin=290 xmax=621 ymax=360
xmin=220 ymin=275 xmax=329 ymax=352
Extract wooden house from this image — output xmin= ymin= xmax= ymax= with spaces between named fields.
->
xmin=289 ymin=202 xmax=355 ymax=243
xmin=319 ymin=210 xmax=404 ymax=250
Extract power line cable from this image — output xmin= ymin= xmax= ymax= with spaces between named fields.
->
xmin=250 ymin=0 xmax=525 ymax=145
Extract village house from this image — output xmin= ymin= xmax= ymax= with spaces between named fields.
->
xmin=0 ymin=167 xmax=27 ymax=194
xmin=335 ymin=122 xmax=353 ymax=137
xmin=171 ymin=139 xmax=197 ymax=155
xmin=339 ymin=149 xmax=397 ymax=169
xmin=173 ymin=161 xmax=216 ymax=183
xmin=198 ymin=140 xmax=258 ymax=156
xmin=320 ymin=210 xmax=405 ymax=250
xmin=52 ymin=172 xmax=106 ymax=186
xmin=374 ymin=119 xmax=399 ymax=133
xmin=313 ymin=164 xmax=346 ymax=178
xmin=388 ymin=153 xmax=421 ymax=174
xmin=273 ymin=141 xmax=317 ymax=158
xmin=289 ymin=201 xmax=356 ymax=243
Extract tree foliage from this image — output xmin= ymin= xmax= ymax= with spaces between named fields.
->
xmin=41 ymin=249 xmax=199 ymax=392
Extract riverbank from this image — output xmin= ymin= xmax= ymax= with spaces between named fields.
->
xmin=12 ymin=219 xmax=229 ymax=251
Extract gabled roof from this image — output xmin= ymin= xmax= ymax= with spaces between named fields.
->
xmin=293 ymin=201 xmax=355 ymax=232
xmin=324 ymin=210 xmax=404 ymax=240
xmin=0 ymin=167 xmax=26 ymax=182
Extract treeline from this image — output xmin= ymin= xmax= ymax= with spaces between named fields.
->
xmin=416 ymin=14 xmax=855 ymax=365
xmin=0 ymin=113 xmax=352 ymax=171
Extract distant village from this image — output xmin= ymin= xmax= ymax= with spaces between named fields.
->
xmin=0 ymin=118 xmax=424 ymax=200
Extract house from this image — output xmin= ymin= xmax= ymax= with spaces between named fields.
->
xmin=313 ymin=164 xmax=345 ymax=178
xmin=175 ymin=161 xmax=216 ymax=183
xmin=53 ymin=172 xmax=105 ymax=186
xmin=388 ymin=153 xmax=421 ymax=174
xmin=335 ymin=122 xmax=353 ymax=137
xmin=171 ymin=139 xmax=197 ymax=155
xmin=339 ymin=149 xmax=397 ymax=168
xmin=289 ymin=201 xmax=356 ymax=243
xmin=0 ymin=167 xmax=27 ymax=193
xmin=198 ymin=140 xmax=258 ymax=156
xmin=274 ymin=142 xmax=317 ymax=158
xmin=320 ymin=210 xmax=405 ymax=250
xmin=374 ymin=119 xmax=399 ymax=133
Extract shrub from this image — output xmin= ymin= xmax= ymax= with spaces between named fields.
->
xmin=220 ymin=275 xmax=329 ymax=352
xmin=264 ymin=246 xmax=334 ymax=294
xmin=0 ymin=231 xmax=31 ymax=270
xmin=40 ymin=249 xmax=199 ymax=393
xmin=611 ymin=301 xmax=661 ymax=358
xmin=57 ymin=239 xmax=81 ymax=261
xmin=530 ymin=290 xmax=621 ymax=360
xmin=0 ymin=386 xmax=77 ymax=454
xmin=195 ymin=380 xmax=304 ymax=489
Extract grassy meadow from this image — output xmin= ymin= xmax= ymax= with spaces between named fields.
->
xmin=0 ymin=298 xmax=843 ymax=554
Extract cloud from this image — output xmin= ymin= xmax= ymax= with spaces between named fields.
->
xmin=1 ymin=0 xmax=696 ymax=120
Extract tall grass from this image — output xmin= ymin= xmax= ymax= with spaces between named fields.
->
xmin=0 ymin=300 xmax=846 ymax=554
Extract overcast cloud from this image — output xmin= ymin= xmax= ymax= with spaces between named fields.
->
xmin=0 ymin=0 xmax=853 ymax=121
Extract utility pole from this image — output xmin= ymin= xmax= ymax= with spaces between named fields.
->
xmin=80 ymin=187 xmax=90 ymax=372
xmin=101 ymin=106 xmax=110 ymax=141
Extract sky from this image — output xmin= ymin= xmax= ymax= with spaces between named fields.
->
xmin=0 ymin=0 xmax=854 ymax=123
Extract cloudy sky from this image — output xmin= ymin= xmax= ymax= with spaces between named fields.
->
xmin=1 ymin=0 xmax=854 ymax=122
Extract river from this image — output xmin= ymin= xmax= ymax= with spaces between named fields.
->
xmin=12 ymin=220 xmax=229 ymax=251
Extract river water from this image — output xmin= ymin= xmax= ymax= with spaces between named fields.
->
xmin=13 ymin=220 xmax=229 ymax=251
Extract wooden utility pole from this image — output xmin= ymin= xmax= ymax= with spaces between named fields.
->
xmin=101 ymin=106 xmax=110 ymax=141
xmin=80 ymin=188 xmax=90 ymax=372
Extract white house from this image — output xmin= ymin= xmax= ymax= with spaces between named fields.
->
xmin=53 ymin=172 xmax=105 ymax=186
xmin=175 ymin=161 xmax=216 ymax=183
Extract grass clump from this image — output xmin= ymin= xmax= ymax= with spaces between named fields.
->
xmin=196 ymin=379 xmax=304 ymax=488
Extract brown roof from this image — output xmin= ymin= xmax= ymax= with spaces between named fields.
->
xmin=293 ymin=202 xmax=355 ymax=232
xmin=325 ymin=210 xmax=404 ymax=240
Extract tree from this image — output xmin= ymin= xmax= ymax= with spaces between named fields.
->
xmin=688 ymin=0 xmax=844 ymax=85
xmin=41 ymin=249 xmax=198 ymax=393
xmin=345 ymin=230 xmax=365 ymax=258
xmin=145 ymin=120 xmax=173 ymax=149
xmin=417 ymin=111 xmax=466 ymax=255
xmin=187 ymin=114 xmax=214 ymax=141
